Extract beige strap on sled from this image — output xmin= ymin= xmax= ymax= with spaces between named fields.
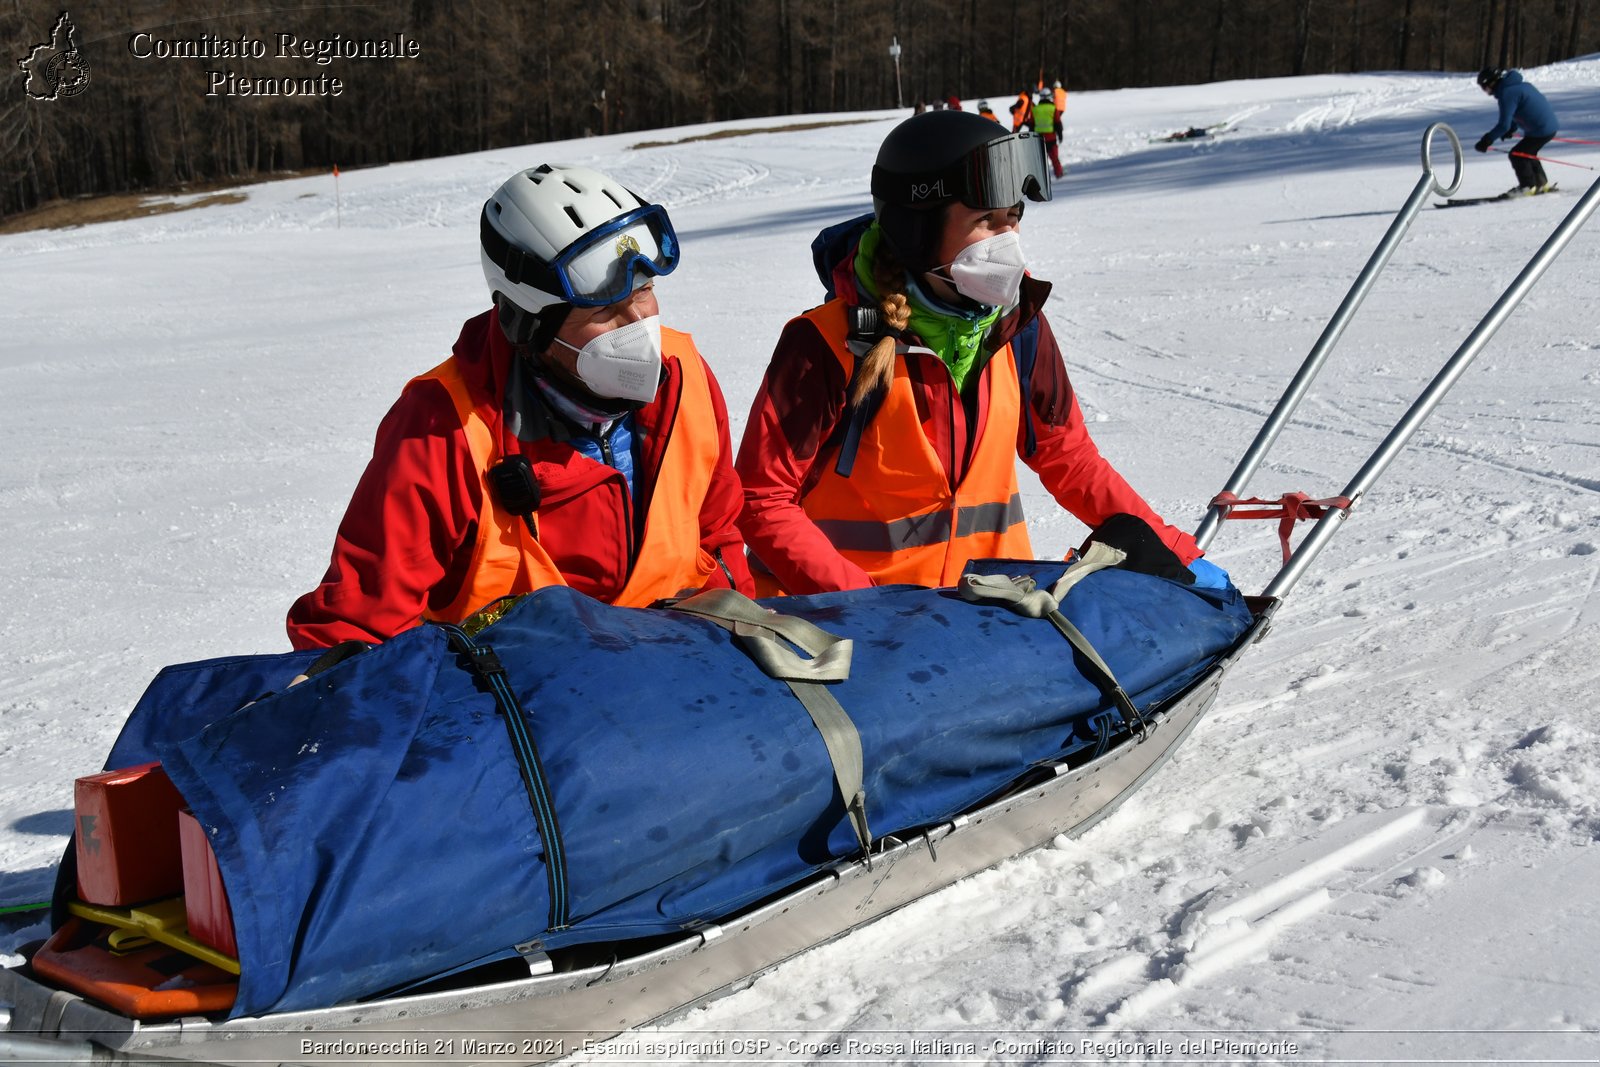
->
xmin=956 ymin=542 xmax=1151 ymax=740
xmin=669 ymin=589 xmax=871 ymax=854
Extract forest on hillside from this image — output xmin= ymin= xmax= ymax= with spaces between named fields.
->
xmin=4 ymin=0 xmax=1594 ymax=218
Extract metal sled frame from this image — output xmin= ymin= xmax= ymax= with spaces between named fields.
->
xmin=4 ymin=125 xmax=1597 ymax=1066
xmin=1198 ymin=124 xmax=1600 ymax=601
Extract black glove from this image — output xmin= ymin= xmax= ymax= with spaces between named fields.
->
xmin=1078 ymin=513 xmax=1194 ymax=584
xmin=1475 ymin=135 xmax=1493 ymax=153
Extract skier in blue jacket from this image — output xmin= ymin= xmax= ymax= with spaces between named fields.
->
xmin=1474 ymin=69 xmax=1559 ymax=196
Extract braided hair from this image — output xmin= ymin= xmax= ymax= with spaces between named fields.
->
xmin=850 ymin=240 xmax=915 ymax=408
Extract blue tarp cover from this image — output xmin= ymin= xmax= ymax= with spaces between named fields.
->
xmin=89 ymin=560 xmax=1251 ymax=1016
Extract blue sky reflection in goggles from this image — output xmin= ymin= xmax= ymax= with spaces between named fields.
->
xmin=483 ymin=202 xmax=680 ymax=308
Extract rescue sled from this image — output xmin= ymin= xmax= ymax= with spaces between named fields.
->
xmin=0 ymin=567 xmax=1262 ymax=1067
xmin=3 ymin=126 xmax=1597 ymax=1067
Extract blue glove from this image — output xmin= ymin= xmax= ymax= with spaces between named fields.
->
xmin=1187 ymin=557 xmax=1232 ymax=591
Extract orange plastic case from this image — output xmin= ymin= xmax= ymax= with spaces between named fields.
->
xmin=74 ymin=762 xmax=185 ymax=906
xmin=29 ymin=917 xmax=237 ymax=1018
xmin=178 ymin=810 xmax=238 ymax=957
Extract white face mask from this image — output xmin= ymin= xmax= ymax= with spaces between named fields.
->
xmin=555 ymin=314 xmax=664 ymax=403
xmin=944 ymin=230 xmax=1027 ymax=309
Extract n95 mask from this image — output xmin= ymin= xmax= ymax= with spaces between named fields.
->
xmin=556 ymin=315 xmax=664 ymax=403
xmin=945 ymin=230 xmax=1027 ymax=309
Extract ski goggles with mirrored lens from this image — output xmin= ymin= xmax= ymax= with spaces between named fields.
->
xmin=482 ymin=202 xmax=680 ymax=308
xmin=872 ymin=131 xmax=1053 ymax=210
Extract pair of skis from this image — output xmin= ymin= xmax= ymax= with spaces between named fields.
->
xmin=1437 ymin=183 xmax=1559 ymax=208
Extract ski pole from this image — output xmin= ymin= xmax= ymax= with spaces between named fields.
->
xmin=1263 ymin=167 xmax=1600 ymax=600
xmin=1491 ymin=146 xmax=1597 ymax=171
xmin=1195 ymin=123 xmax=1463 ymax=552
xmin=1549 ymin=136 xmax=1600 ymax=146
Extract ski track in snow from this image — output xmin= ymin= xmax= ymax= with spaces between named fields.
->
xmin=4 ymin=60 xmax=1600 ymax=1062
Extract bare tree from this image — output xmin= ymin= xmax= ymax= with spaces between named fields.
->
xmin=5 ymin=0 xmax=1596 ymax=220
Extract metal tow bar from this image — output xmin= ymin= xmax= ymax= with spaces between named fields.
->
xmin=1193 ymin=122 xmax=1600 ymax=602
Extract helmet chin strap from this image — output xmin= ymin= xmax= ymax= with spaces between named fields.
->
xmin=497 ymin=295 xmax=571 ymax=353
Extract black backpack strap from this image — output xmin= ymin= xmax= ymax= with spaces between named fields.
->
xmin=831 ymin=307 xmax=891 ymax=479
xmin=1011 ymin=316 xmax=1042 ymax=459
xmin=811 ymin=213 xmax=877 ymax=298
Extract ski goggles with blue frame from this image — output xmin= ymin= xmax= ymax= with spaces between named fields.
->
xmin=872 ymin=131 xmax=1053 ymax=210
xmin=482 ymin=202 xmax=680 ymax=308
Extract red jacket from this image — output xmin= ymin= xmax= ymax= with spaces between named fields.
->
xmin=735 ymin=249 xmax=1201 ymax=596
xmin=287 ymin=310 xmax=753 ymax=648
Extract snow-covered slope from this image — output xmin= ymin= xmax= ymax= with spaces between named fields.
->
xmin=3 ymin=62 xmax=1599 ymax=1061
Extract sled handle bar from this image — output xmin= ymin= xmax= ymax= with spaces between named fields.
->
xmin=1194 ymin=123 xmax=1464 ymax=552
xmin=1263 ymin=155 xmax=1600 ymax=600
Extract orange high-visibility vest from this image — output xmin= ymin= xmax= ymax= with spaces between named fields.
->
xmin=1011 ymin=91 xmax=1031 ymax=132
xmin=1053 ymin=86 xmax=1067 ymax=114
xmin=790 ymin=300 xmax=1033 ymax=589
xmin=418 ymin=329 xmax=719 ymax=622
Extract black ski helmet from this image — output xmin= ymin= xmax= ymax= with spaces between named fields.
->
xmin=870 ymin=109 xmax=1051 ymax=272
xmin=1476 ymin=68 xmax=1505 ymax=90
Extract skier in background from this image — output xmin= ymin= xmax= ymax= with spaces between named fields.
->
xmin=977 ymin=100 xmax=999 ymax=124
xmin=1474 ymin=68 xmax=1559 ymax=196
xmin=1031 ymin=88 xmax=1066 ymax=179
xmin=1009 ymin=88 xmax=1032 ymax=132
xmin=1052 ymin=78 xmax=1067 ymax=115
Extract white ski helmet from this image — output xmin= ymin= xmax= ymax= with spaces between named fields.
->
xmin=479 ymin=164 xmax=680 ymax=334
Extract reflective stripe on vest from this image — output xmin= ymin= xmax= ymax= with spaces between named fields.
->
xmin=795 ymin=300 xmax=1032 ymax=589
xmin=418 ymin=328 xmax=719 ymax=622
xmin=814 ymin=493 xmax=1026 ymax=554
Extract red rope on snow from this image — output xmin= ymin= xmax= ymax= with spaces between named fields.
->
xmin=1210 ymin=491 xmax=1353 ymax=563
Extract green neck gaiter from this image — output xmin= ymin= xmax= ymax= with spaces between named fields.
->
xmin=855 ymin=222 xmax=1000 ymax=394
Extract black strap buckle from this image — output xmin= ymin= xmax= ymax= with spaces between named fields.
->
xmin=445 ymin=628 xmax=507 ymax=679
xmin=464 ymin=645 xmax=505 ymax=677
xmin=847 ymin=305 xmax=885 ymax=342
